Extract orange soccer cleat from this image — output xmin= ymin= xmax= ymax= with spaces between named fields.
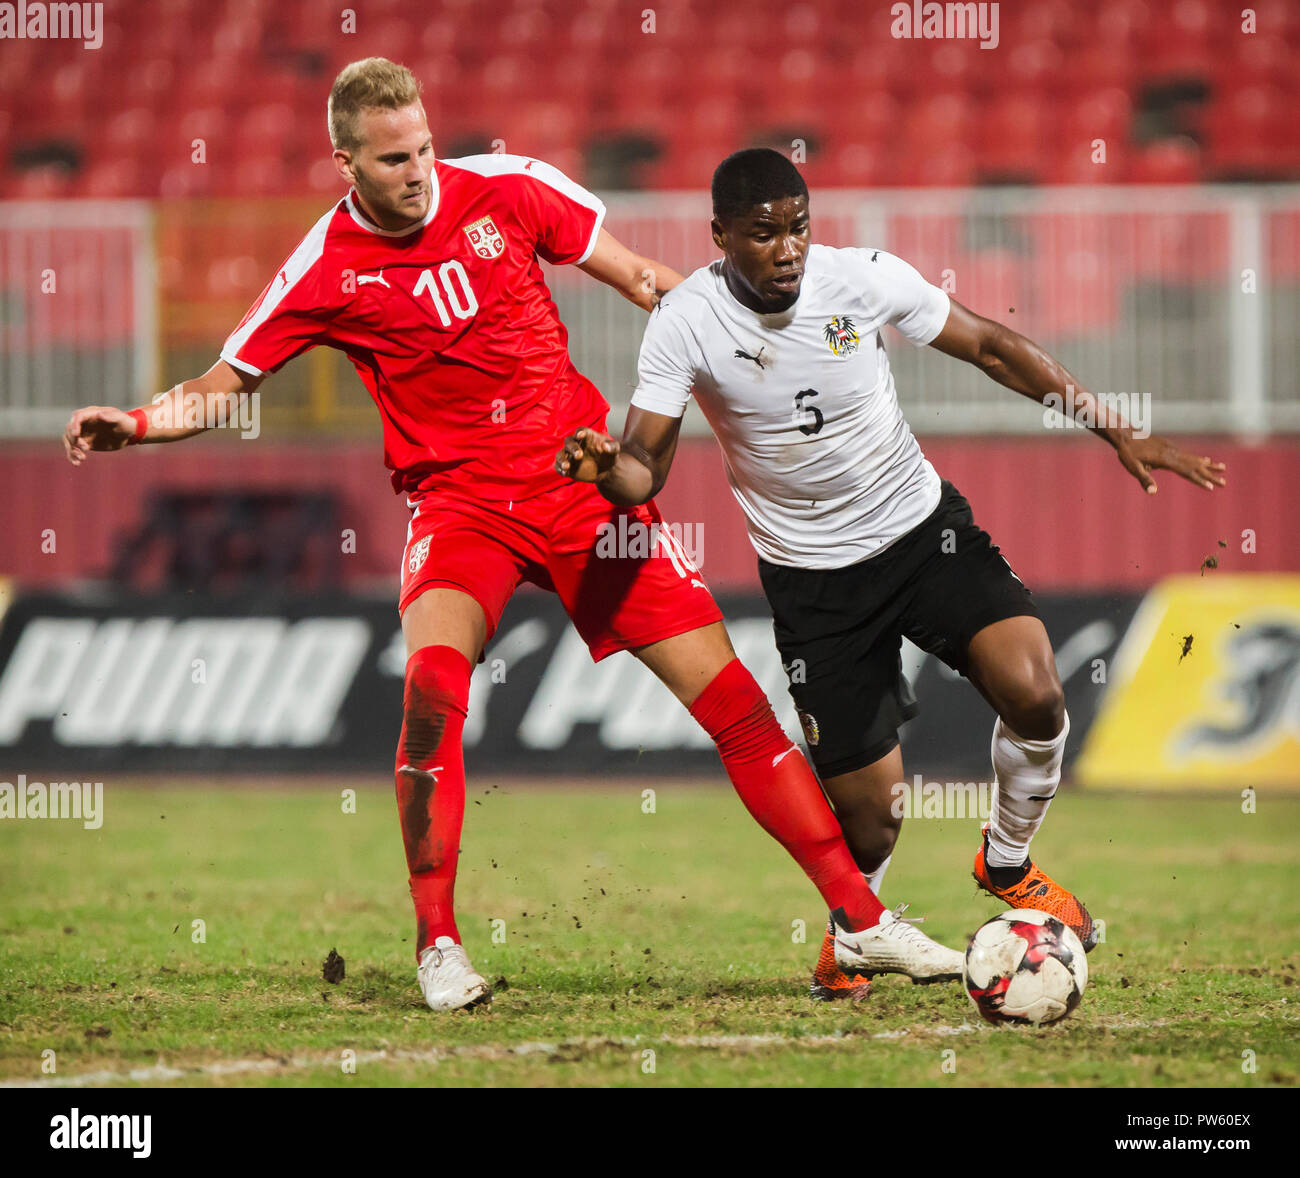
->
xmin=809 ymin=919 xmax=873 ymax=1002
xmin=973 ymin=828 xmax=1099 ymax=952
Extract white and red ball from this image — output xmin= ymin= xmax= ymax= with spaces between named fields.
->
xmin=963 ymin=909 xmax=1088 ymax=1026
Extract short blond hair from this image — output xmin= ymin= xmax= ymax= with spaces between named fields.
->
xmin=328 ymin=57 xmax=422 ymax=152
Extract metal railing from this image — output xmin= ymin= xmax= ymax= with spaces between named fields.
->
xmin=0 ymin=201 xmax=156 ymax=437
xmin=1 ymin=187 xmax=1296 ymax=439
xmin=558 ymin=186 xmax=1300 ymax=438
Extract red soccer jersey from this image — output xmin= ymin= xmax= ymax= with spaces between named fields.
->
xmin=221 ymin=155 xmax=608 ymax=499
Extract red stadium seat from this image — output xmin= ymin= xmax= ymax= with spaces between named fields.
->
xmin=133 ymin=57 xmax=181 ymax=107
xmin=79 ymin=159 xmax=146 ymax=198
xmin=977 ymin=95 xmax=1049 ymax=181
xmin=1129 ymin=138 xmax=1203 ymax=184
xmin=1061 ymin=88 xmax=1134 ymax=149
xmin=103 ymin=107 xmax=159 ymax=157
xmin=829 ymin=141 xmax=888 ymax=188
xmin=897 ymin=144 xmax=978 ymax=188
xmin=10 ymin=165 xmax=76 ymax=199
xmin=902 ymin=94 xmax=974 ymax=157
xmin=1000 ymin=39 xmax=1067 ymax=96
xmin=176 ymin=56 xmax=244 ymax=112
xmin=1058 ymin=45 xmax=1136 ymax=97
xmin=237 ymin=103 xmax=299 ymax=153
xmin=1015 ymin=0 xmax=1085 ymax=46
xmin=1204 ymin=83 xmax=1296 ymax=178
xmin=235 ymin=153 xmax=291 ymax=198
xmin=159 ymin=162 xmax=217 ymax=199
xmin=1045 ymin=141 xmax=1130 ymax=185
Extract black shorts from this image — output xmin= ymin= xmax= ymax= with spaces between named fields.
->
xmin=757 ymin=480 xmax=1039 ymax=779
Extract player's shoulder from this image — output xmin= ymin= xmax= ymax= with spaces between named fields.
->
xmin=808 ymin=242 xmax=892 ymax=280
xmin=438 ymin=153 xmax=593 ymax=200
xmin=658 ymin=262 xmax=717 ymax=312
xmin=809 ymin=243 xmax=927 ymax=302
xmin=651 ymin=263 xmax=720 ymax=337
xmin=294 ymin=199 xmax=349 ymax=250
xmin=270 ymin=200 xmax=350 ymax=299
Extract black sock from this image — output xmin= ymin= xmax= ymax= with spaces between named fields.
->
xmin=984 ymin=833 xmax=1031 ymax=888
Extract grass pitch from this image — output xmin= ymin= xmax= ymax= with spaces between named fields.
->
xmin=1 ymin=777 xmax=1297 ymax=1088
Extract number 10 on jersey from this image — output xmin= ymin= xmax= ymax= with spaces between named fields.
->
xmin=414 ymin=262 xmax=479 ymax=327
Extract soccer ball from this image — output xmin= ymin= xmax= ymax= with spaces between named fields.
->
xmin=963 ymin=909 xmax=1088 ymax=1026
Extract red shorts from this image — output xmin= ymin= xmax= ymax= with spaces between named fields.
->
xmin=398 ymin=478 xmax=722 ymax=662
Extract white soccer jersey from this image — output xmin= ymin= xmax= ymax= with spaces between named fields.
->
xmin=631 ymin=243 xmax=950 ymax=568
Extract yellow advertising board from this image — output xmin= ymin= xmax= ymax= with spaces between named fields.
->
xmin=1075 ymin=575 xmax=1300 ymax=789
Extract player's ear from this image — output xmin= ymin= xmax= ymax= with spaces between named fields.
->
xmin=334 ymin=148 xmax=356 ymax=186
xmin=710 ymin=216 xmax=727 ymax=252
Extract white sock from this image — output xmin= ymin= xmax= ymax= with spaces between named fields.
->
xmin=864 ymin=855 xmax=891 ymax=900
xmin=986 ymin=712 xmax=1070 ymax=869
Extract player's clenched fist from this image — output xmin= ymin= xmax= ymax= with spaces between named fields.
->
xmin=63 ymin=406 xmax=137 ymax=465
xmin=555 ymin=426 xmax=620 ymax=482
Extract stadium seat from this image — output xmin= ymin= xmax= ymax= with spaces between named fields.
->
xmin=1204 ymin=83 xmax=1296 ymax=179
xmin=82 ymin=160 xmax=149 ymax=199
xmin=831 ymin=141 xmax=888 ymax=188
xmin=899 ymin=143 xmax=978 ymax=188
xmin=109 ymin=491 xmax=344 ymax=593
xmin=9 ymin=165 xmax=76 ymax=199
xmin=977 ymin=95 xmax=1050 ymax=183
xmin=1129 ymin=138 xmax=1203 ymax=184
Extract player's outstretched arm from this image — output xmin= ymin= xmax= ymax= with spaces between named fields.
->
xmin=577 ymin=229 xmax=685 ymax=312
xmin=554 ymin=407 xmax=682 ymax=506
xmin=928 ymin=298 xmax=1227 ymax=495
xmin=63 ymin=360 xmax=262 ymax=465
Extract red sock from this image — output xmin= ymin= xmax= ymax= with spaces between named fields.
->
xmin=689 ymin=659 xmax=885 ymax=932
xmin=395 ymin=645 xmax=471 ymax=957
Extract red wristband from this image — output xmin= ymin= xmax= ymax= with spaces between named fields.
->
xmin=126 ymin=408 xmax=148 ymax=445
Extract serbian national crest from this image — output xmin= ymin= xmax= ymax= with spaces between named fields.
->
xmin=823 ymin=315 xmax=859 ymax=356
xmin=462 ymin=215 xmax=504 ymax=260
xmin=408 ymin=535 xmax=432 ymax=574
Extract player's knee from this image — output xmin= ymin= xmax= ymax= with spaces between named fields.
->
xmin=836 ymin=797 xmax=900 ymax=872
xmin=1003 ymin=672 xmax=1065 ymax=741
xmin=844 ymin=820 xmax=897 ymax=875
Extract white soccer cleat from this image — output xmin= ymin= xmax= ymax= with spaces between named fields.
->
xmin=417 ymin=936 xmax=492 ymax=1012
xmin=833 ymin=903 xmax=964 ymax=985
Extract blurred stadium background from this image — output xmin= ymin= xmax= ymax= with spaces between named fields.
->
xmin=1 ymin=0 xmax=1297 ymax=788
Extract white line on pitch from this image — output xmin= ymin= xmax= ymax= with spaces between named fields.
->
xmin=1 ymin=1019 xmax=1177 ymax=1089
